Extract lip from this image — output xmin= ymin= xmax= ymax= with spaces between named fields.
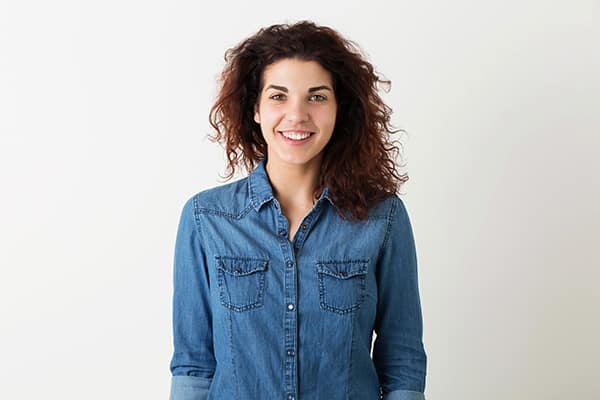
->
xmin=279 ymin=129 xmax=314 ymax=134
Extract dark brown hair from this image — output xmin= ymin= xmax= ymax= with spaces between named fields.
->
xmin=208 ymin=20 xmax=409 ymax=221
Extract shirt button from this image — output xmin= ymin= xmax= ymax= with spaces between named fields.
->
xmin=340 ymin=271 xmax=347 ymax=277
xmin=287 ymin=261 xmax=294 ymax=268
xmin=287 ymin=303 xmax=294 ymax=310
xmin=301 ymin=224 xmax=307 ymax=230
xmin=287 ymin=349 xmax=294 ymax=356
xmin=287 ymin=395 xmax=294 ymax=400
xmin=279 ymin=229 xmax=287 ymax=237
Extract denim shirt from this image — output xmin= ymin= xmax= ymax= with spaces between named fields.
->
xmin=169 ymin=158 xmax=427 ymax=400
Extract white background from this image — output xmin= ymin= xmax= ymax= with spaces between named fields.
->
xmin=1 ymin=1 xmax=598 ymax=399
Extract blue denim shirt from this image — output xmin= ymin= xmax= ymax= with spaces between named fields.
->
xmin=169 ymin=158 xmax=427 ymax=400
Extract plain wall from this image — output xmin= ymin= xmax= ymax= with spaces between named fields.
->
xmin=1 ymin=0 xmax=598 ymax=398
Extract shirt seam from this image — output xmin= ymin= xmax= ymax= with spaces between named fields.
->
xmin=376 ymin=196 xmax=398 ymax=263
xmin=346 ymin=311 xmax=355 ymax=399
xmin=191 ymin=194 xmax=212 ymax=286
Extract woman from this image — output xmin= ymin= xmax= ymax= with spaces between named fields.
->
xmin=169 ymin=20 xmax=427 ymax=400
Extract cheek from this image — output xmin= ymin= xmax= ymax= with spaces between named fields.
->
xmin=258 ymin=108 xmax=280 ymax=127
xmin=316 ymin=107 xmax=337 ymax=127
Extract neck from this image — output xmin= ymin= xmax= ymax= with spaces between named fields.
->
xmin=264 ymin=156 xmax=322 ymax=209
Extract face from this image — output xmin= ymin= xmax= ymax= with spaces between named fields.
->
xmin=254 ymin=58 xmax=337 ymax=170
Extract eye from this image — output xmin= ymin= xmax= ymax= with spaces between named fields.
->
xmin=309 ymin=94 xmax=327 ymax=102
xmin=269 ymin=93 xmax=286 ymax=101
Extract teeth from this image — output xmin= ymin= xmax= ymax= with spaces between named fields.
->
xmin=280 ymin=131 xmax=313 ymax=140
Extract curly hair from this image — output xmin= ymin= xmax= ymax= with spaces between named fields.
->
xmin=208 ymin=20 xmax=409 ymax=222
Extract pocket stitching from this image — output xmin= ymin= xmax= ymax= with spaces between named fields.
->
xmin=216 ymin=256 xmax=268 ymax=312
xmin=316 ymin=259 xmax=369 ymax=314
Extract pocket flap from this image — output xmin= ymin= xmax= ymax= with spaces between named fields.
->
xmin=316 ymin=259 xmax=369 ymax=279
xmin=216 ymin=256 xmax=269 ymax=276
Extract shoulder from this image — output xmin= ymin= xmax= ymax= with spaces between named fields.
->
xmin=378 ymin=194 xmax=414 ymax=244
xmin=182 ymin=176 xmax=252 ymax=218
xmin=367 ymin=193 xmax=409 ymax=221
xmin=389 ymin=194 xmax=411 ymax=222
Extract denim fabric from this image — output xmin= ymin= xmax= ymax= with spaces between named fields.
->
xmin=169 ymin=157 xmax=427 ymax=400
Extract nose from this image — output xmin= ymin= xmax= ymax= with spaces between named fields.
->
xmin=284 ymin=97 xmax=309 ymax=123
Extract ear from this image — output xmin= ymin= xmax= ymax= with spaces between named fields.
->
xmin=253 ymin=104 xmax=260 ymax=124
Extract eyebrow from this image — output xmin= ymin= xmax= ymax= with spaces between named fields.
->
xmin=264 ymin=84 xmax=333 ymax=93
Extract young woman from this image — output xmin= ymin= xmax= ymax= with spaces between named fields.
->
xmin=169 ymin=20 xmax=427 ymax=400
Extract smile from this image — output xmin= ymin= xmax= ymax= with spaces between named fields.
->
xmin=278 ymin=131 xmax=315 ymax=141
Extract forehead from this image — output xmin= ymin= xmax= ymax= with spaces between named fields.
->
xmin=262 ymin=58 xmax=333 ymax=88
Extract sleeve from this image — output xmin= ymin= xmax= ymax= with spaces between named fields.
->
xmin=373 ymin=196 xmax=427 ymax=400
xmin=169 ymin=196 xmax=216 ymax=400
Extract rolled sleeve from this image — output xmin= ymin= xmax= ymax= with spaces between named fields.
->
xmin=169 ymin=376 xmax=212 ymax=400
xmin=373 ymin=196 xmax=427 ymax=397
xmin=383 ymin=389 xmax=426 ymax=400
xmin=169 ymin=196 xmax=215 ymax=399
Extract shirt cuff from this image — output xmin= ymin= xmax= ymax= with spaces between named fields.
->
xmin=169 ymin=375 xmax=212 ymax=400
xmin=383 ymin=389 xmax=426 ymax=400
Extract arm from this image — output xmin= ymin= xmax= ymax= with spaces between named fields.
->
xmin=169 ymin=196 xmax=216 ymax=400
xmin=373 ymin=196 xmax=427 ymax=400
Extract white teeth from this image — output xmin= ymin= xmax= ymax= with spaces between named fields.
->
xmin=279 ymin=131 xmax=313 ymax=140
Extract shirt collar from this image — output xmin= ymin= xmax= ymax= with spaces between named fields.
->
xmin=248 ymin=157 xmax=333 ymax=212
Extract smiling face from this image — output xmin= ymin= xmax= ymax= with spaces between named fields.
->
xmin=254 ymin=58 xmax=337 ymax=170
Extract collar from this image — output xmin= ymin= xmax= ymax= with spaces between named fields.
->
xmin=248 ymin=157 xmax=334 ymax=212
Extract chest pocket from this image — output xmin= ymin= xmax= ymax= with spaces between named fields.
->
xmin=216 ymin=256 xmax=269 ymax=312
xmin=316 ymin=259 xmax=369 ymax=314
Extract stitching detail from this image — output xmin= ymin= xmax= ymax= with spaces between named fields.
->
xmin=375 ymin=197 xmax=397 ymax=265
xmin=215 ymin=257 xmax=269 ymax=312
xmin=316 ymin=260 xmax=369 ymax=314
xmin=226 ymin=302 xmax=239 ymax=398
xmin=346 ymin=310 xmax=355 ymax=399
xmin=196 ymin=202 xmax=254 ymax=219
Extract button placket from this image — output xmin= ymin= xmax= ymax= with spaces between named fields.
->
xmin=275 ymin=206 xmax=297 ymax=398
